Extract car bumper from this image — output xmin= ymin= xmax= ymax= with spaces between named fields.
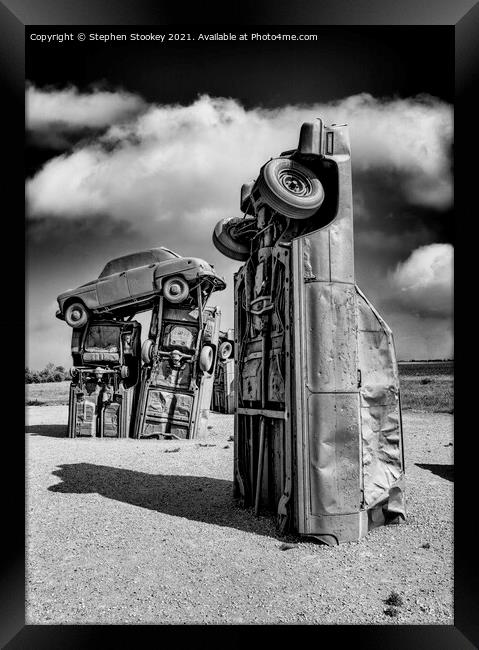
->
xmin=200 ymin=270 xmax=226 ymax=292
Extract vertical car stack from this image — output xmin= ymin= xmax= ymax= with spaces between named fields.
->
xmin=64 ymin=268 xmax=224 ymax=440
xmin=213 ymin=118 xmax=406 ymax=545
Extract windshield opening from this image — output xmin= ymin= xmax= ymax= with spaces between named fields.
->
xmin=84 ymin=325 xmax=120 ymax=353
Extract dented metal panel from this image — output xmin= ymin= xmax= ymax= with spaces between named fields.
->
xmin=357 ymin=288 xmax=405 ymax=514
xmin=304 ymin=281 xmax=358 ymax=393
xmin=307 ymin=392 xmax=361 ymax=515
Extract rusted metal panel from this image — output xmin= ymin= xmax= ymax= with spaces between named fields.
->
xmin=302 ymin=234 xmax=330 ymax=282
xmin=307 ymin=393 xmax=361 ymax=516
xmin=100 ymin=400 xmax=121 ymax=438
xmin=134 ymin=301 xmax=221 ymax=440
xmin=241 ymin=356 xmax=262 ymax=401
xmin=68 ymin=378 xmax=101 ymax=438
xmin=212 ymin=358 xmax=235 ymax=414
xmin=142 ymin=389 xmax=193 ymax=438
xmin=329 ymin=216 xmax=355 ymax=283
xmin=68 ymin=369 xmax=135 ymax=438
xmin=327 ymin=126 xmax=355 ymax=284
xmin=304 ymin=282 xmax=358 ymax=393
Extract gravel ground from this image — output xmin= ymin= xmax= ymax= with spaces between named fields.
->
xmin=26 ymin=406 xmax=453 ymax=625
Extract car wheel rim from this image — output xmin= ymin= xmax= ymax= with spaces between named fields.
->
xmin=278 ymin=168 xmax=312 ymax=196
xmin=169 ymin=282 xmax=183 ymax=296
xmin=70 ymin=309 xmax=82 ymax=322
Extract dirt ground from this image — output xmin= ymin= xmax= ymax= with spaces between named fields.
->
xmin=26 ymin=406 xmax=453 ymax=625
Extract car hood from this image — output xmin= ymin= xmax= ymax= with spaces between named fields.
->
xmin=158 ymin=257 xmax=225 ymax=284
xmin=57 ymin=281 xmax=95 ymax=301
xmin=185 ymin=257 xmax=226 ymax=290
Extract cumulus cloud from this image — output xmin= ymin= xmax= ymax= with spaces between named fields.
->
xmin=26 ymin=83 xmax=146 ymax=138
xmin=389 ymin=243 xmax=453 ymax=317
xmin=26 ymin=92 xmax=453 ymax=228
xmin=26 ymin=90 xmax=454 ymax=365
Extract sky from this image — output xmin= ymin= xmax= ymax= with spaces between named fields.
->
xmin=25 ymin=27 xmax=453 ymax=369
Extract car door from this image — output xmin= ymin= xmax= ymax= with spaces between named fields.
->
xmin=97 ymin=270 xmax=130 ymax=306
xmin=126 ymin=256 xmax=156 ymax=298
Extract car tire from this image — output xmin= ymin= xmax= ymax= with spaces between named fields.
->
xmin=163 ymin=276 xmax=189 ymax=303
xmin=218 ymin=340 xmax=233 ymax=360
xmin=64 ymin=302 xmax=90 ymax=328
xmin=199 ymin=344 xmax=215 ymax=373
xmin=212 ymin=216 xmax=255 ymax=261
xmin=141 ymin=339 xmax=154 ymax=364
xmin=256 ymin=158 xmax=325 ymax=219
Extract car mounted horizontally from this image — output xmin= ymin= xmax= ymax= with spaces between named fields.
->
xmin=56 ymin=246 xmax=226 ymax=328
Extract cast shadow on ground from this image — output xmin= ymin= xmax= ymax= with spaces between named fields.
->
xmin=48 ymin=463 xmax=278 ymax=537
xmin=415 ymin=463 xmax=454 ymax=482
xmin=26 ymin=425 xmax=67 ymax=438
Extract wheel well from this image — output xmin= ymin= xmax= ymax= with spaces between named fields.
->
xmin=63 ymin=297 xmax=86 ymax=312
xmin=155 ymin=273 xmax=187 ymax=290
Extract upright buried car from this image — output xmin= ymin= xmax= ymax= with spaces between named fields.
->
xmin=213 ymin=118 xmax=406 ymax=545
xmin=134 ymin=300 xmax=222 ymax=440
xmin=67 ymin=319 xmax=142 ymax=438
xmin=56 ymin=246 xmax=226 ymax=327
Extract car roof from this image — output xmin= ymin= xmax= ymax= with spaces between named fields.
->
xmin=99 ymin=247 xmax=181 ymax=278
xmin=150 ymin=246 xmax=181 ymax=258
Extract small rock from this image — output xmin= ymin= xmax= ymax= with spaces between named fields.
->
xmin=228 ymin=435 xmax=234 ymax=441
xmin=198 ymin=443 xmax=216 ymax=447
xmin=223 ymin=445 xmax=230 ymax=449
xmin=279 ymin=543 xmax=297 ymax=551
xmin=164 ymin=447 xmax=180 ymax=453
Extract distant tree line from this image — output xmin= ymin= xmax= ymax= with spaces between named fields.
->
xmin=398 ymin=358 xmax=453 ymax=363
xmin=25 ymin=363 xmax=69 ymax=383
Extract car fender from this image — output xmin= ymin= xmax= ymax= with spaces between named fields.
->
xmin=58 ymin=287 xmax=99 ymax=312
xmin=153 ymin=258 xmax=211 ymax=288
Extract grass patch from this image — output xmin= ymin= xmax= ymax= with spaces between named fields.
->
xmin=399 ymin=362 xmax=453 ymax=413
xmin=26 ymin=363 xmax=454 ymax=413
xmin=25 ymin=382 xmax=70 ymax=406
xmin=400 ymin=377 xmax=453 ymax=413
xmin=398 ymin=361 xmax=453 ymax=377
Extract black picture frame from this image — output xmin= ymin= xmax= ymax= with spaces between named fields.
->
xmin=4 ymin=0 xmax=476 ymax=647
